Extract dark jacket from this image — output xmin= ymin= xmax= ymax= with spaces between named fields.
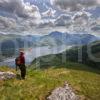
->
xmin=19 ymin=55 xmax=25 ymax=64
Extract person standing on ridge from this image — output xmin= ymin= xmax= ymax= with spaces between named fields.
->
xmin=15 ymin=51 xmax=26 ymax=79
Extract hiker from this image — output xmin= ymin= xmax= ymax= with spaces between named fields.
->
xmin=15 ymin=52 xmax=26 ymax=79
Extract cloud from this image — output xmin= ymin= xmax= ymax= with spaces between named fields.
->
xmin=55 ymin=14 xmax=72 ymax=26
xmin=0 ymin=0 xmax=99 ymax=36
xmin=42 ymin=8 xmax=56 ymax=18
xmin=0 ymin=0 xmax=41 ymax=19
xmin=0 ymin=15 xmax=42 ymax=34
xmin=50 ymin=0 xmax=100 ymax=11
xmin=23 ymin=2 xmax=41 ymax=19
xmin=72 ymin=11 xmax=91 ymax=20
xmin=53 ymin=11 xmax=93 ymax=33
xmin=90 ymin=17 xmax=100 ymax=34
xmin=66 ymin=11 xmax=90 ymax=31
xmin=71 ymin=11 xmax=92 ymax=32
xmin=38 ymin=20 xmax=55 ymax=28
xmin=20 ymin=18 xmax=42 ymax=29
xmin=0 ymin=16 xmax=16 ymax=30
xmin=72 ymin=11 xmax=91 ymax=27
xmin=0 ymin=0 xmax=42 ymax=34
xmin=91 ymin=25 xmax=100 ymax=32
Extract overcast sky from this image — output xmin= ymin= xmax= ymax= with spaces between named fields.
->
xmin=0 ymin=0 xmax=100 ymax=36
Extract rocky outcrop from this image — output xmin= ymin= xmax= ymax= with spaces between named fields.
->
xmin=47 ymin=84 xmax=81 ymax=100
xmin=0 ymin=71 xmax=16 ymax=80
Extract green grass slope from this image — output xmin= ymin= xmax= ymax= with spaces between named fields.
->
xmin=0 ymin=63 xmax=100 ymax=100
xmin=32 ymin=41 xmax=100 ymax=69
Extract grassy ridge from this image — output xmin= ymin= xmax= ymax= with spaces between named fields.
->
xmin=0 ymin=63 xmax=100 ymax=100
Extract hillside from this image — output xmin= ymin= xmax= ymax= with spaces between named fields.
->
xmin=32 ymin=41 xmax=100 ymax=69
xmin=0 ymin=63 xmax=100 ymax=100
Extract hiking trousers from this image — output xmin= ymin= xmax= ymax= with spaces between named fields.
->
xmin=19 ymin=64 xmax=26 ymax=79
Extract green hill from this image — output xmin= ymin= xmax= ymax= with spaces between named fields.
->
xmin=32 ymin=41 xmax=100 ymax=69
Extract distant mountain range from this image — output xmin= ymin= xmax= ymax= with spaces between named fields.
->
xmin=0 ymin=31 xmax=99 ymax=48
xmin=39 ymin=31 xmax=99 ymax=46
xmin=0 ymin=31 xmax=100 ymax=62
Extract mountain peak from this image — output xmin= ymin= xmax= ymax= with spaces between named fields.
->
xmin=49 ymin=31 xmax=63 ymax=36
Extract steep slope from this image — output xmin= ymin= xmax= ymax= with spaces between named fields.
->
xmin=32 ymin=41 xmax=100 ymax=69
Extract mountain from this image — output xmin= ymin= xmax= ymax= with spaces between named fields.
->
xmin=38 ymin=31 xmax=99 ymax=46
xmin=0 ymin=31 xmax=99 ymax=59
xmin=0 ymin=31 xmax=99 ymax=48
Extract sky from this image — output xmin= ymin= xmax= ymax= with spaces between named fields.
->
xmin=0 ymin=0 xmax=100 ymax=36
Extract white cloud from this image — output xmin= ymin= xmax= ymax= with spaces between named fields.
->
xmin=55 ymin=14 xmax=72 ymax=26
xmin=72 ymin=11 xmax=91 ymax=20
xmin=38 ymin=20 xmax=55 ymax=28
xmin=0 ymin=0 xmax=41 ymax=19
xmin=53 ymin=11 xmax=93 ymax=33
xmin=50 ymin=0 xmax=100 ymax=11
xmin=71 ymin=11 xmax=92 ymax=32
xmin=0 ymin=16 xmax=42 ymax=34
xmin=0 ymin=0 xmax=99 ymax=37
xmin=96 ymin=17 xmax=100 ymax=24
xmin=23 ymin=2 xmax=41 ymax=19
xmin=90 ymin=17 xmax=100 ymax=35
xmin=42 ymin=8 xmax=56 ymax=17
xmin=0 ymin=16 xmax=16 ymax=30
xmin=0 ymin=0 xmax=41 ymax=35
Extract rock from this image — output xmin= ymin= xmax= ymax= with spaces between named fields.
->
xmin=0 ymin=71 xmax=16 ymax=80
xmin=47 ymin=83 xmax=80 ymax=100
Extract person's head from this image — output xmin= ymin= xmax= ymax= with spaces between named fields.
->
xmin=20 ymin=51 xmax=24 ymax=56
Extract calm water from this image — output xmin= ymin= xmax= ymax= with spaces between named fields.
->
xmin=0 ymin=45 xmax=71 ymax=67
